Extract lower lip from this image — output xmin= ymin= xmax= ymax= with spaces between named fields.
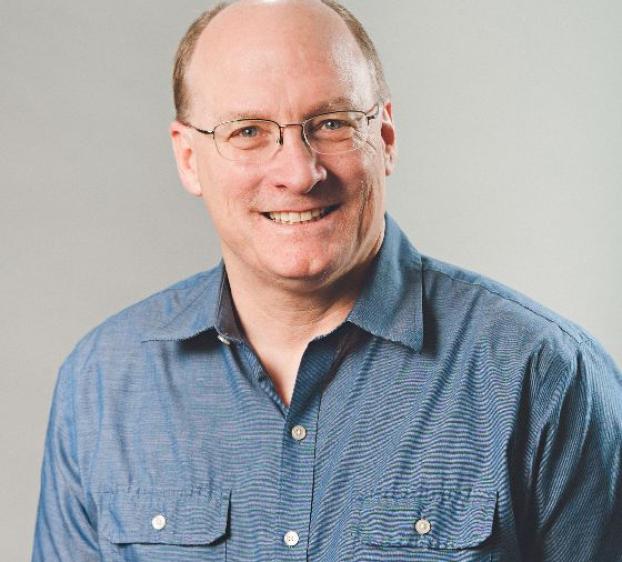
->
xmin=262 ymin=206 xmax=339 ymax=227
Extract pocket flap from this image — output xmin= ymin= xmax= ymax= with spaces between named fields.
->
xmin=358 ymin=488 xmax=496 ymax=550
xmin=101 ymin=488 xmax=230 ymax=545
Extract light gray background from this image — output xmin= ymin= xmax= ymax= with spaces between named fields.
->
xmin=2 ymin=1 xmax=621 ymax=558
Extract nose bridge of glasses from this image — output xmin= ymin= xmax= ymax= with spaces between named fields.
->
xmin=276 ymin=122 xmax=310 ymax=149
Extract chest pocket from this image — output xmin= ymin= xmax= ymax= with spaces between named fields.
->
xmin=355 ymin=488 xmax=496 ymax=562
xmin=99 ymin=488 xmax=230 ymax=561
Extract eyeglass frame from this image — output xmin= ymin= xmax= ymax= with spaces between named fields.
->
xmin=182 ymin=101 xmax=383 ymax=161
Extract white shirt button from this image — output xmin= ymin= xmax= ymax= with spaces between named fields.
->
xmin=291 ymin=425 xmax=307 ymax=441
xmin=151 ymin=514 xmax=167 ymax=531
xmin=283 ymin=530 xmax=300 ymax=547
xmin=217 ymin=334 xmax=231 ymax=346
xmin=415 ymin=518 xmax=431 ymax=535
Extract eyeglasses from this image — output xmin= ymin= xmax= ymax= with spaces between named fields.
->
xmin=184 ymin=102 xmax=381 ymax=163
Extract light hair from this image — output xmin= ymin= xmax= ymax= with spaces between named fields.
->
xmin=172 ymin=0 xmax=390 ymax=122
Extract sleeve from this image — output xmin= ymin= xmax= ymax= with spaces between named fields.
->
xmin=525 ymin=338 xmax=622 ymax=561
xmin=31 ymin=359 xmax=100 ymax=562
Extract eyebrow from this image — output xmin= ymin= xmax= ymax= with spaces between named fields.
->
xmin=304 ymin=97 xmax=360 ymax=116
xmin=216 ymin=97 xmax=360 ymax=123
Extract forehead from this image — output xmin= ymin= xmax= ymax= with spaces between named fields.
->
xmin=185 ymin=0 xmax=375 ymax=120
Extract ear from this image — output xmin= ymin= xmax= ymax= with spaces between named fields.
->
xmin=379 ymin=100 xmax=397 ymax=177
xmin=170 ymin=120 xmax=202 ymax=197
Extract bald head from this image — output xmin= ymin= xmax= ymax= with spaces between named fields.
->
xmin=173 ymin=0 xmax=389 ymax=123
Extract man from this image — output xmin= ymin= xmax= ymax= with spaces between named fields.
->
xmin=32 ymin=0 xmax=621 ymax=560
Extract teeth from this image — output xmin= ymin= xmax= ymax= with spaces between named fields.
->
xmin=268 ymin=207 xmax=332 ymax=224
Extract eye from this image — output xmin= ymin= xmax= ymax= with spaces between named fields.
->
xmin=320 ymin=119 xmax=346 ymax=131
xmin=234 ymin=126 xmax=260 ymax=138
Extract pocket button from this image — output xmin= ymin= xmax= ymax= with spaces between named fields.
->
xmin=415 ymin=518 xmax=431 ymax=535
xmin=151 ymin=514 xmax=167 ymax=531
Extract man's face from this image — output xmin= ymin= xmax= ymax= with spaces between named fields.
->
xmin=172 ymin=0 xmax=396 ymax=291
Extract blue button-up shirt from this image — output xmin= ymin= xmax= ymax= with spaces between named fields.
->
xmin=33 ymin=215 xmax=622 ymax=561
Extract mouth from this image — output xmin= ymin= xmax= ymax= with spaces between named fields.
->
xmin=262 ymin=205 xmax=339 ymax=225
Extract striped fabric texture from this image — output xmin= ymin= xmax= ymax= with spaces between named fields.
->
xmin=32 ymin=215 xmax=622 ymax=561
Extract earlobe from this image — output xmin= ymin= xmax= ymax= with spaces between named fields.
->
xmin=170 ymin=121 xmax=203 ymax=197
xmin=380 ymin=101 xmax=397 ymax=177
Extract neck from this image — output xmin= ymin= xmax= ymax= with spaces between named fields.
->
xmin=226 ymin=263 xmax=365 ymax=350
xmin=223 ymin=242 xmax=382 ymax=351
xmin=221 ymin=233 xmax=383 ymax=407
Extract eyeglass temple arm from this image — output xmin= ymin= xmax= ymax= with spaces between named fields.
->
xmin=191 ymin=126 xmax=215 ymax=136
xmin=366 ymin=102 xmax=382 ymax=124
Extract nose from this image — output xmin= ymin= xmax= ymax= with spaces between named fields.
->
xmin=269 ymin=125 xmax=327 ymax=194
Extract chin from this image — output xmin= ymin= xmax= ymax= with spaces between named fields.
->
xmin=272 ymin=264 xmax=333 ymax=284
xmin=265 ymin=255 xmax=338 ymax=285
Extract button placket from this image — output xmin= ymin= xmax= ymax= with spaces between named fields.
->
xmin=275 ymin=340 xmax=332 ymax=560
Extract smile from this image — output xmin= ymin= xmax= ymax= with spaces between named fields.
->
xmin=264 ymin=205 xmax=339 ymax=225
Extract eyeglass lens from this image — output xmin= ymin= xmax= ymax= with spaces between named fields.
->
xmin=213 ymin=111 xmax=370 ymax=162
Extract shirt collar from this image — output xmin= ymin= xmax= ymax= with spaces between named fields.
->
xmin=346 ymin=214 xmax=424 ymax=352
xmin=141 ymin=262 xmax=228 ymax=343
xmin=143 ymin=214 xmax=424 ymax=352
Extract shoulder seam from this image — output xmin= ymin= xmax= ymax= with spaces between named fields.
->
xmin=422 ymin=265 xmax=590 ymax=345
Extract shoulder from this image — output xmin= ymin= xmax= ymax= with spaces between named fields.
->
xmin=59 ymin=267 xmax=219 ymax=377
xmin=417 ymin=252 xmax=621 ymax=429
xmin=416 ymin=254 xmax=618 ymax=397
xmin=420 ymin=254 xmax=591 ymax=347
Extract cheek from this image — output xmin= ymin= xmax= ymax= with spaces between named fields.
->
xmin=356 ymin=178 xmax=384 ymax=233
xmin=351 ymin=150 xmax=385 ymax=214
xmin=198 ymin=160 xmax=261 ymax=217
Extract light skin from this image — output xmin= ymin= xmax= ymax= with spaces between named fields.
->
xmin=171 ymin=0 xmax=396 ymax=405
